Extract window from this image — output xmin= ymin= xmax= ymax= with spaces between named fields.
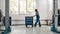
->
xmin=9 ymin=0 xmax=36 ymax=15
xmin=27 ymin=0 xmax=36 ymax=14
xmin=10 ymin=0 xmax=18 ymax=15
xmin=20 ymin=0 xmax=26 ymax=14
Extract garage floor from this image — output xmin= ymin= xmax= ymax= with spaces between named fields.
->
xmin=7 ymin=25 xmax=59 ymax=34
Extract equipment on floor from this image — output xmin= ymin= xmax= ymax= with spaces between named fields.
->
xmin=51 ymin=0 xmax=60 ymax=33
xmin=0 ymin=9 xmax=3 ymax=33
xmin=2 ymin=16 xmax=11 ymax=34
xmin=3 ymin=17 xmax=11 ymax=26
xmin=0 ymin=9 xmax=2 ymax=22
xmin=58 ymin=10 xmax=60 ymax=25
xmin=2 ymin=0 xmax=11 ymax=34
xmin=25 ymin=16 xmax=33 ymax=27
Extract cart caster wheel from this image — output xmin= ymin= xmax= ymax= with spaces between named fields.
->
xmin=32 ymin=25 xmax=33 ymax=27
xmin=26 ymin=25 xmax=27 ymax=27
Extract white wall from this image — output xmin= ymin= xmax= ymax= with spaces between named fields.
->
xmin=0 ymin=0 xmax=54 ymax=19
xmin=11 ymin=0 xmax=53 ymax=20
xmin=58 ymin=0 xmax=60 ymax=9
xmin=0 ymin=0 xmax=5 ymax=16
xmin=0 ymin=0 xmax=60 ymax=24
xmin=36 ymin=0 xmax=53 ymax=24
xmin=36 ymin=0 xmax=48 ymax=20
xmin=36 ymin=0 xmax=53 ymax=20
xmin=47 ymin=0 xmax=53 ymax=20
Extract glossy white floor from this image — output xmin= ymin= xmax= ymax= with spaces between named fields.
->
xmin=0 ymin=21 xmax=60 ymax=34
xmin=6 ymin=25 xmax=59 ymax=34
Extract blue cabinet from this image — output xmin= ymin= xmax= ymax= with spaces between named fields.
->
xmin=25 ymin=16 xmax=33 ymax=27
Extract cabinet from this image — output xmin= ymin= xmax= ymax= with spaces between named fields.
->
xmin=25 ymin=16 xmax=33 ymax=27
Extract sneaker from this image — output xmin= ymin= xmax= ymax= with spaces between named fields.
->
xmin=34 ymin=25 xmax=36 ymax=27
xmin=39 ymin=25 xmax=41 ymax=27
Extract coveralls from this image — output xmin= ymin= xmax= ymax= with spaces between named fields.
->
xmin=35 ymin=11 xmax=41 ymax=27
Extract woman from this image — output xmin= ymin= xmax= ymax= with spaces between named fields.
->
xmin=34 ymin=9 xmax=41 ymax=27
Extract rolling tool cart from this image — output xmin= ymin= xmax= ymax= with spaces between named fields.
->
xmin=25 ymin=16 xmax=33 ymax=27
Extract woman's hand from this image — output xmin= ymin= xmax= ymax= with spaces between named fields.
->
xmin=33 ymin=15 xmax=36 ymax=17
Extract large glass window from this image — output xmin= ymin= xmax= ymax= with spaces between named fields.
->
xmin=9 ymin=0 xmax=36 ymax=15
xmin=20 ymin=0 xmax=26 ymax=14
xmin=10 ymin=0 xmax=18 ymax=15
xmin=27 ymin=0 xmax=36 ymax=14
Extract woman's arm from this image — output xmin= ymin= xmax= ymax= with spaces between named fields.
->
xmin=33 ymin=15 xmax=36 ymax=17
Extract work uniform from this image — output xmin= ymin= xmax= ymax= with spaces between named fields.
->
xmin=35 ymin=11 xmax=41 ymax=27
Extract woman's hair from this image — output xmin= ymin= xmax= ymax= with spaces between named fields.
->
xmin=35 ymin=9 xmax=37 ymax=11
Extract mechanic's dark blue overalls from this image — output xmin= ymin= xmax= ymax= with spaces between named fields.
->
xmin=35 ymin=11 xmax=41 ymax=27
